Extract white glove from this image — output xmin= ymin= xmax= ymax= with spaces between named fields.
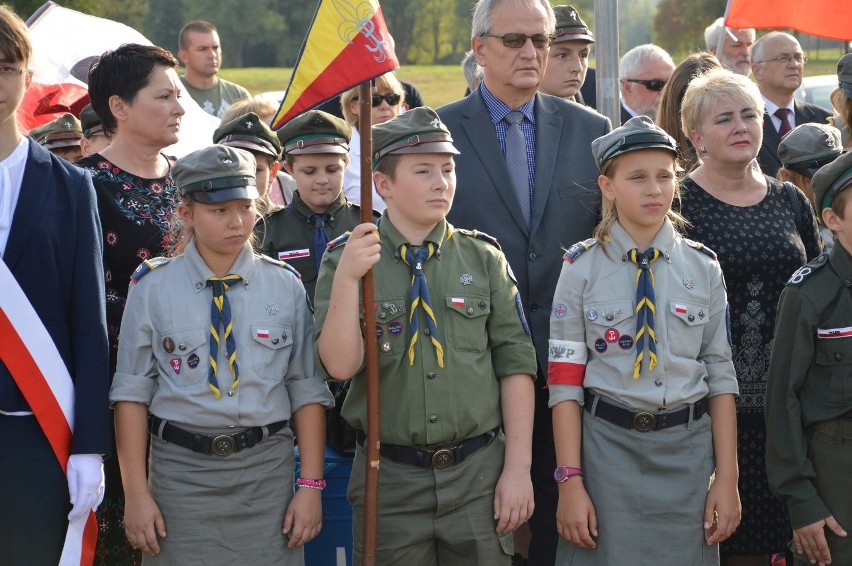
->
xmin=67 ymin=454 xmax=105 ymax=520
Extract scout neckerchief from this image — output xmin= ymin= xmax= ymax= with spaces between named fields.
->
xmin=400 ymin=241 xmax=445 ymax=368
xmin=206 ymin=274 xmax=242 ymax=398
xmin=629 ymin=248 xmax=661 ymax=378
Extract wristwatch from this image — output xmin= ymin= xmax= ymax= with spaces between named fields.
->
xmin=553 ymin=466 xmax=583 ymax=483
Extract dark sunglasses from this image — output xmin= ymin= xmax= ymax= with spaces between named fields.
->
xmin=480 ymin=32 xmax=553 ymax=49
xmin=624 ymin=78 xmax=667 ymax=92
xmin=353 ymin=92 xmax=402 ymax=107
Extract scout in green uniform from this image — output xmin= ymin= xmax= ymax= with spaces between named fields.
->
xmin=314 ymin=106 xmax=538 ymax=566
xmin=766 ymin=150 xmax=852 ymax=566
xmin=29 ymin=112 xmax=83 ymax=163
xmin=258 ymin=110 xmax=379 ymax=301
xmin=213 ymin=111 xmax=282 ymax=214
xmin=79 ymin=103 xmax=109 ymax=157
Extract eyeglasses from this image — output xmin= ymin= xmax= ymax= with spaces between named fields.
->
xmin=623 ymin=78 xmax=667 ymax=92
xmin=353 ymin=92 xmax=402 ymax=107
xmin=479 ymin=32 xmax=553 ymax=49
xmin=0 ymin=65 xmax=27 ymax=79
xmin=754 ymin=53 xmax=808 ymax=65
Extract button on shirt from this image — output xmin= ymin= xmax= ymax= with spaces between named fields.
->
xmin=110 ymin=240 xmax=333 ymax=426
xmin=0 ymin=138 xmax=31 ymax=256
xmin=313 ymin=213 xmax=537 ymax=446
xmin=480 ymin=81 xmax=536 ymax=198
xmin=548 ymin=220 xmax=738 ymax=412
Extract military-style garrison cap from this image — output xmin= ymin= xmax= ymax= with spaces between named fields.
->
xmin=838 ymin=53 xmax=852 ymax=99
xmin=30 ymin=113 xmax=83 ymax=149
xmin=213 ymin=112 xmax=281 ymax=159
xmin=371 ymin=106 xmax=460 ymax=166
xmin=591 ymin=115 xmax=677 ymax=171
xmin=553 ymin=5 xmax=594 ymax=44
xmin=277 ymin=110 xmax=351 ymax=156
xmin=172 ymin=145 xmax=259 ymax=204
xmin=778 ymin=123 xmax=844 ymax=178
xmin=80 ymin=104 xmax=104 ymax=139
xmin=812 ymin=150 xmax=852 ymax=212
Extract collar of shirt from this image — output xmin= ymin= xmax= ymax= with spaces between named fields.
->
xmin=0 ymin=137 xmax=32 ymax=257
xmin=621 ymin=101 xmax=640 ymax=119
xmin=762 ymin=96 xmax=796 ymax=131
xmin=607 ymin=218 xmax=676 ymax=263
xmin=183 ymin=238 xmax=257 ymax=292
xmin=829 ymin=239 xmax=852 ymax=282
xmin=290 ymin=188 xmax=347 ymax=225
xmin=378 ymin=210 xmax=450 ymax=262
xmin=479 ymin=81 xmax=536 ymax=126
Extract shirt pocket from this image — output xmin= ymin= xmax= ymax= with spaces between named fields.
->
xmin=815 ymin=335 xmax=852 ymax=408
xmin=374 ymin=298 xmax=407 ymax=361
xmin=250 ymin=323 xmax=293 ymax=381
xmin=583 ymin=300 xmax=635 ymax=357
xmin=445 ymin=294 xmax=490 ymax=352
xmin=157 ymin=329 xmax=207 ymax=387
xmin=666 ymin=299 xmax=711 ymax=359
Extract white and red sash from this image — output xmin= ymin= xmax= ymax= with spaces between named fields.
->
xmin=0 ymin=258 xmax=97 ymax=565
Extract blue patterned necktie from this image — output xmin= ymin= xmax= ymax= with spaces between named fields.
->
xmin=310 ymin=213 xmax=331 ymax=271
xmin=504 ymin=111 xmax=531 ymax=228
xmin=629 ymin=248 xmax=661 ymax=379
xmin=400 ymin=242 xmax=444 ymax=368
xmin=206 ymin=274 xmax=242 ymax=398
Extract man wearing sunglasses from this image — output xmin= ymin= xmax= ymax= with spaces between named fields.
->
xmin=752 ymin=31 xmax=831 ymax=178
xmin=438 ymin=1 xmax=610 ymax=564
xmin=618 ymin=44 xmax=675 ymax=125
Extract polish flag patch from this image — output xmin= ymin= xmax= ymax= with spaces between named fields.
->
xmin=451 ymin=297 xmax=465 ymax=308
xmin=278 ymin=249 xmax=311 ymax=260
xmin=817 ymin=326 xmax=852 ymax=339
xmin=256 ymin=329 xmax=270 ymax=339
xmin=675 ymin=304 xmax=688 ymax=315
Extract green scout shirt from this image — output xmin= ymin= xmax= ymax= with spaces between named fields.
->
xmin=257 ymin=191 xmax=379 ymax=301
xmin=313 ymin=213 xmax=537 ymax=447
xmin=180 ymin=76 xmax=250 ymax=118
xmin=766 ymin=242 xmax=852 ymax=529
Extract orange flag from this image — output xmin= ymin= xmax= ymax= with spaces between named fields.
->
xmin=271 ymin=0 xmax=399 ymax=129
xmin=725 ymin=0 xmax=852 ymax=41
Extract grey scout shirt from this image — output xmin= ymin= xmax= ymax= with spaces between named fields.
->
xmin=110 ymin=240 xmax=333 ymax=426
xmin=765 ymin=241 xmax=852 ymax=529
xmin=548 ymin=220 xmax=739 ymax=412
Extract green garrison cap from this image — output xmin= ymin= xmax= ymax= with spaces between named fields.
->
xmin=778 ymin=123 xmax=843 ymax=178
xmin=277 ymin=110 xmax=351 ymax=156
xmin=213 ymin=112 xmax=281 ymax=159
xmin=172 ymin=145 xmax=259 ymax=204
xmin=591 ymin=115 xmax=677 ymax=171
xmin=812 ymin=150 xmax=852 ymax=212
xmin=371 ymin=106 xmax=459 ymax=166
xmin=30 ymin=113 xmax=83 ymax=149
xmin=553 ymin=5 xmax=594 ymax=43
xmin=79 ymin=104 xmax=103 ymax=139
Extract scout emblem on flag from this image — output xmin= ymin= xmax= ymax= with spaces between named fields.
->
xmin=271 ymin=0 xmax=400 ymax=129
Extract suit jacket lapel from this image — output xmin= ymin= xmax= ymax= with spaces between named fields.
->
xmin=4 ymin=140 xmax=52 ymax=271
xmin=794 ymin=99 xmax=817 ymax=124
xmin=531 ymin=94 xmax=561 ymax=236
xmin=762 ymin=110 xmax=782 ymax=165
xmin=459 ymin=92 xmax=529 ymax=235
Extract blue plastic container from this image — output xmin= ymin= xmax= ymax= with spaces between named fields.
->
xmin=296 ymin=446 xmax=354 ymax=566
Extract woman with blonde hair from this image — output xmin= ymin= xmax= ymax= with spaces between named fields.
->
xmin=340 ymin=71 xmax=405 ymax=211
xmin=678 ymin=68 xmax=822 ymax=566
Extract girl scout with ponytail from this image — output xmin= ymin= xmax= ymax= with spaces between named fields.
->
xmin=110 ymin=145 xmax=333 ymax=564
xmin=548 ymin=117 xmax=740 ymax=565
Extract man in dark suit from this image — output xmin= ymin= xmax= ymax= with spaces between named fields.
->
xmin=753 ymin=31 xmax=831 ymax=177
xmin=438 ymin=1 xmax=610 ymax=563
xmin=619 ymin=44 xmax=675 ymax=126
xmin=0 ymin=7 xmax=109 ymax=564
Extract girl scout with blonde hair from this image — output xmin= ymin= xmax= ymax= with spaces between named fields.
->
xmin=110 ymin=145 xmax=333 ymax=564
xmin=548 ymin=116 xmax=741 ymax=565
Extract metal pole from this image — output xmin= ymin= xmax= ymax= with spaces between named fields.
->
xmin=595 ymin=0 xmax=621 ymax=126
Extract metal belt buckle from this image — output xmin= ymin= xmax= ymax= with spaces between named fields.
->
xmin=431 ymin=448 xmax=454 ymax=469
xmin=212 ymin=434 xmax=237 ymax=456
xmin=632 ymin=412 xmax=656 ymax=432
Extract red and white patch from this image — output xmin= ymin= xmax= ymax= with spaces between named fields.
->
xmin=170 ymin=358 xmax=181 ymax=375
xmin=817 ymin=326 xmax=852 ymax=339
xmin=256 ymin=329 xmax=270 ymax=339
xmin=451 ymin=297 xmax=465 ymax=308
xmin=278 ymin=249 xmax=311 ymax=260
xmin=604 ymin=328 xmax=619 ymax=343
xmin=547 ymin=339 xmax=587 ymax=386
xmin=675 ymin=304 xmax=688 ymax=315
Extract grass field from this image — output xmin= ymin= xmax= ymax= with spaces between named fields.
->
xmin=220 ymin=58 xmax=844 ymax=110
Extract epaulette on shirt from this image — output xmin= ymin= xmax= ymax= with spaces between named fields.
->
xmin=682 ymin=238 xmax=718 ymax=261
xmin=260 ymin=254 xmax=302 ymax=279
xmin=785 ymin=253 xmax=828 ymax=287
xmin=454 ymin=228 xmax=501 ymax=250
xmin=326 ymin=231 xmax=351 ymax=252
xmin=563 ymin=238 xmax=598 ymax=263
xmin=130 ymin=257 xmax=171 ymax=283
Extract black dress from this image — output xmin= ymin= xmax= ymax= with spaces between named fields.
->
xmin=76 ymin=154 xmax=176 ymax=566
xmin=679 ymin=176 xmax=821 ymax=555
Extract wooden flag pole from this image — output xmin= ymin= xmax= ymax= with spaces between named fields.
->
xmin=357 ymin=80 xmax=380 ymax=566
